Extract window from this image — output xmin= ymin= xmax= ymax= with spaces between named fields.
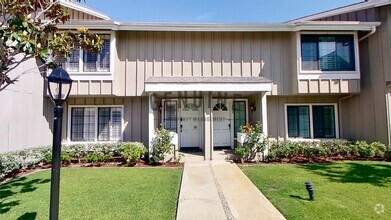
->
xmin=58 ymin=34 xmax=111 ymax=73
xmin=301 ymin=35 xmax=355 ymax=72
xmin=164 ymin=101 xmax=177 ymax=132
xmin=286 ymin=104 xmax=337 ymax=139
xmin=70 ymin=106 xmax=122 ymax=142
xmin=233 ymin=101 xmax=246 ymax=138
xmin=287 ymin=106 xmax=311 ymax=138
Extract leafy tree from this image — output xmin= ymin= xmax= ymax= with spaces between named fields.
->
xmin=0 ymin=0 xmax=102 ymax=92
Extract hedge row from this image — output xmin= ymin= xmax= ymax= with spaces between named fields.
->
xmin=0 ymin=142 xmax=146 ymax=179
xmin=266 ymin=140 xmax=390 ymax=162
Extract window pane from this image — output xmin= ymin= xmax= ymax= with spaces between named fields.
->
xmin=110 ymin=107 xmax=122 ymax=141
xmin=71 ymin=107 xmax=95 ymax=141
xmin=234 ymin=101 xmax=246 ymax=138
xmin=83 ymin=50 xmax=97 ymax=72
xmin=83 ymin=35 xmax=110 ymax=72
xmin=301 ymin=35 xmax=355 ymax=71
xmin=98 ymin=107 xmax=110 ymax=141
xmin=98 ymin=38 xmax=110 ymax=71
xmin=67 ymin=46 xmax=80 ymax=72
xmin=98 ymin=107 xmax=122 ymax=141
xmin=164 ymin=101 xmax=177 ymax=132
xmin=301 ymin=36 xmax=319 ymax=70
xmin=313 ymin=106 xmax=336 ymax=138
xmin=287 ymin=106 xmax=310 ymax=138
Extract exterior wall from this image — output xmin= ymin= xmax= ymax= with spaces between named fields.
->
xmin=316 ymin=5 xmax=391 ymax=144
xmin=0 ymin=58 xmax=54 ymax=152
xmin=298 ymin=79 xmax=360 ymax=94
xmin=115 ymin=31 xmax=295 ymax=96
xmin=67 ymin=8 xmax=103 ymax=20
xmin=65 ymin=96 xmax=149 ymax=146
xmin=267 ymin=95 xmax=342 ymax=140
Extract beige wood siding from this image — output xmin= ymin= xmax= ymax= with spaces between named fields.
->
xmin=298 ymin=79 xmax=360 ymax=94
xmin=65 ymin=97 xmax=149 ymax=146
xmin=316 ymin=5 xmax=390 ymax=143
xmin=115 ymin=31 xmax=295 ymax=96
xmin=70 ymin=80 xmax=113 ymax=95
xmin=67 ymin=8 xmax=103 ymax=20
xmin=267 ymin=96 xmax=342 ymax=140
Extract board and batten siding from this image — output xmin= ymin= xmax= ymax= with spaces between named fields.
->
xmin=316 ymin=5 xmax=391 ymax=144
xmin=114 ymin=31 xmax=295 ymax=96
xmin=67 ymin=8 xmax=103 ymax=20
xmin=65 ymin=97 xmax=149 ymax=146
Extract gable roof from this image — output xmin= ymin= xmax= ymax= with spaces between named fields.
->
xmin=288 ymin=0 xmax=391 ymax=23
xmin=59 ymin=0 xmax=110 ymax=20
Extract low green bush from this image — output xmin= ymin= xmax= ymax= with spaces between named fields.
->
xmin=150 ymin=125 xmax=174 ymax=165
xmin=121 ymin=142 xmax=147 ymax=165
xmin=266 ymin=140 xmax=390 ymax=162
xmin=0 ymin=142 xmax=147 ymax=179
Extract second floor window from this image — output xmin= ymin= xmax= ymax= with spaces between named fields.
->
xmin=59 ymin=34 xmax=111 ymax=73
xmin=301 ymin=34 xmax=355 ymax=72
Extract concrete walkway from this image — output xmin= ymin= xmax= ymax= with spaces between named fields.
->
xmin=177 ymin=160 xmax=286 ymax=220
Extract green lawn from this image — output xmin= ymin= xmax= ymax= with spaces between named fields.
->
xmin=0 ymin=167 xmax=183 ymax=220
xmin=241 ymin=161 xmax=391 ymax=220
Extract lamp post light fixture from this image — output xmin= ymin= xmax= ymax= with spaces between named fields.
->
xmin=47 ymin=67 xmax=73 ymax=220
xmin=305 ymin=181 xmax=315 ymax=201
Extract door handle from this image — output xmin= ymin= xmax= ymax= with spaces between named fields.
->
xmin=228 ymin=123 xmax=231 ymax=129
xmin=180 ymin=124 xmax=183 ymax=132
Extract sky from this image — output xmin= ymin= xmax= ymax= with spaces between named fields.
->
xmin=84 ymin=0 xmax=363 ymax=23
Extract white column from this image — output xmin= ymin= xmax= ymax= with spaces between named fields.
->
xmin=148 ymin=93 xmax=155 ymax=156
xmin=261 ymin=92 xmax=268 ymax=156
xmin=203 ymin=92 xmax=212 ymax=160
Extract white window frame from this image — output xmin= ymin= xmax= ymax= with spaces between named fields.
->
xmin=61 ymin=31 xmax=116 ymax=81
xmin=67 ymin=105 xmax=124 ymax=143
xmin=284 ymin=103 xmax=339 ymax=140
xmin=296 ymin=32 xmax=360 ymax=80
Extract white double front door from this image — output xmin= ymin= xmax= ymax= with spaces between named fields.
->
xmin=177 ymin=99 xmax=234 ymax=149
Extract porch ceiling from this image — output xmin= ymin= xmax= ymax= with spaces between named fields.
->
xmin=145 ymin=76 xmax=272 ymax=92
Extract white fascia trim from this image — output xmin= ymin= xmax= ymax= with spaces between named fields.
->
xmin=57 ymin=21 xmax=119 ymax=30
xmin=59 ymin=0 xmax=111 ymax=20
xmin=117 ymin=22 xmax=380 ymax=32
xmin=145 ymin=83 xmax=272 ymax=92
xmin=288 ymin=0 xmax=391 ymax=23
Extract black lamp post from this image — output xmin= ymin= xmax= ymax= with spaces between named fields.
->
xmin=47 ymin=67 xmax=73 ymax=220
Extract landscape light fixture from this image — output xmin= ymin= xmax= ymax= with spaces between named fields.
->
xmin=47 ymin=67 xmax=73 ymax=220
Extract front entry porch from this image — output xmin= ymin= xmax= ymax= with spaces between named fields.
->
xmin=145 ymin=76 xmax=272 ymax=160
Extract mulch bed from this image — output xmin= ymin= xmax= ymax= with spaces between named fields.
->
xmin=236 ymin=155 xmax=390 ymax=166
xmin=0 ymin=158 xmax=183 ymax=185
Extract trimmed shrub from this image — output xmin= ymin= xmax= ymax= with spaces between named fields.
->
xmin=150 ymin=125 xmax=173 ymax=165
xmin=0 ymin=142 xmax=147 ymax=180
xmin=265 ymin=140 xmax=390 ymax=162
xmin=121 ymin=142 xmax=147 ymax=165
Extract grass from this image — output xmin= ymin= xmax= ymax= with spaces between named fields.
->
xmin=241 ymin=161 xmax=391 ymax=220
xmin=0 ymin=167 xmax=183 ymax=220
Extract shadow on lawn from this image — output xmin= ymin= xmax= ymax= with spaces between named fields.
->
xmin=17 ymin=212 xmax=37 ymax=220
xmin=299 ymin=162 xmax=391 ymax=187
xmin=0 ymin=177 xmax=49 ymax=214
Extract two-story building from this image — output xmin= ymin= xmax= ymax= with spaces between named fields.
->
xmin=1 ymin=0 xmax=390 ymax=160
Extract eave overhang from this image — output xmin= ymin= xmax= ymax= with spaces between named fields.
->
xmin=57 ymin=21 xmax=381 ymax=32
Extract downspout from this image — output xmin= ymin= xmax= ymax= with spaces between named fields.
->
xmin=359 ymin=25 xmax=377 ymax=42
xmin=338 ymin=95 xmax=354 ymax=139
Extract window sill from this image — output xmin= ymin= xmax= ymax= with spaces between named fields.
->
xmin=63 ymin=140 xmax=122 ymax=145
xmin=298 ymin=72 xmax=360 ymax=80
xmin=286 ymin=138 xmax=345 ymax=142
xmin=68 ymin=72 xmax=113 ymax=81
